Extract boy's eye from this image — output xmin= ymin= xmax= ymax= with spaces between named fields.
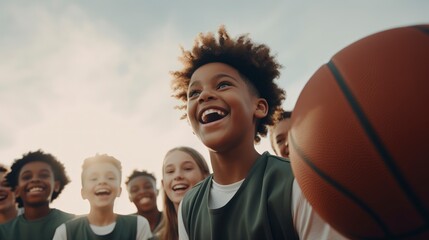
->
xmin=217 ymin=81 xmax=231 ymax=89
xmin=188 ymin=89 xmax=200 ymax=99
xmin=0 ymin=180 xmax=10 ymax=188
xmin=21 ymin=174 xmax=32 ymax=181
xmin=39 ymin=173 xmax=51 ymax=179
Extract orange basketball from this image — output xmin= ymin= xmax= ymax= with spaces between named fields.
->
xmin=289 ymin=25 xmax=429 ymax=239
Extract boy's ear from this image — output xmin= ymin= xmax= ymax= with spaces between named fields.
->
xmin=254 ymin=98 xmax=268 ymax=119
xmin=14 ymin=187 xmax=21 ymax=198
xmin=117 ymin=187 xmax=122 ymax=198
xmin=81 ymin=188 xmax=87 ymax=200
xmin=53 ymin=180 xmax=60 ymax=193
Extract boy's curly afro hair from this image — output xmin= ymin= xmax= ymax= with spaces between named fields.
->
xmin=125 ymin=170 xmax=157 ymax=186
xmin=171 ymin=25 xmax=286 ymax=143
xmin=6 ymin=150 xmax=70 ymax=207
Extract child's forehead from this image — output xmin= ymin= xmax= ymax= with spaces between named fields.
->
xmin=189 ymin=62 xmax=258 ymax=94
xmin=164 ymin=153 xmax=198 ymax=169
xmin=190 ymin=62 xmax=241 ymax=82
xmin=129 ymin=175 xmax=156 ymax=186
xmin=85 ymin=162 xmax=120 ymax=175
xmin=20 ymin=161 xmax=53 ymax=173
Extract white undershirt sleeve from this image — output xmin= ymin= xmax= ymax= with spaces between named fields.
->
xmin=136 ymin=215 xmax=153 ymax=240
xmin=292 ymin=180 xmax=349 ymax=240
xmin=52 ymin=223 xmax=67 ymax=240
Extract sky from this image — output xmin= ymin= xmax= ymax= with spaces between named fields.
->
xmin=1 ymin=0 xmax=428 ymax=215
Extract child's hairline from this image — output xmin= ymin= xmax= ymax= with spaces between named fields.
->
xmin=163 ymin=147 xmax=210 ymax=176
xmin=125 ymin=170 xmax=157 ymax=187
xmin=14 ymin=159 xmax=62 ymax=182
xmin=125 ymin=174 xmax=157 ymax=191
xmin=81 ymin=157 xmax=123 ymax=186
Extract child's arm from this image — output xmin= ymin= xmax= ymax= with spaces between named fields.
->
xmin=52 ymin=223 xmax=67 ymax=240
xmin=292 ymin=180 xmax=349 ymax=240
xmin=136 ymin=215 xmax=153 ymax=240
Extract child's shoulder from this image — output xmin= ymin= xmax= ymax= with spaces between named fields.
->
xmin=116 ymin=214 xmax=140 ymax=221
xmin=258 ymin=152 xmax=294 ymax=178
xmin=51 ymin=208 xmax=76 ymax=221
xmin=183 ymin=175 xmax=212 ymax=200
xmin=266 ymin=152 xmax=290 ymax=164
xmin=263 ymin=152 xmax=292 ymax=166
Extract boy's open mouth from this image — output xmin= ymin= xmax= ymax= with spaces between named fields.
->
xmin=26 ymin=186 xmax=45 ymax=193
xmin=139 ymin=197 xmax=151 ymax=204
xmin=0 ymin=192 xmax=8 ymax=201
xmin=95 ymin=188 xmax=111 ymax=196
xmin=200 ymin=108 xmax=228 ymax=124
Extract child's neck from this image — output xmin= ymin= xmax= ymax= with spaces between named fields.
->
xmin=23 ymin=204 xmax=51 ymax=221
xmin=138 ymin=208 xmax=161 ymax=231
xmin=0 ymin=207 xmax=18 ymax=223
xmin=210 ymin=147 xmax=260 ymax=185
xmin=87 ymin=207 xmax=116 ymax=226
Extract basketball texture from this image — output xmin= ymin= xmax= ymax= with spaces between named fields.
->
xmin=289 ymin=25 xmax=429 ymax=240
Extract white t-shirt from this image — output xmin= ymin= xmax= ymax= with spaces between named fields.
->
xmin=178 ymin=179 xmax=348 ymax=240
xmin=52 ymin=215 xmax=152 ymax=240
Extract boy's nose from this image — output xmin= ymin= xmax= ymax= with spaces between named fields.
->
xmin=198 ymin=89 xmax=216 ymax=103
xmin=97 ymin=180 xmax=107 ymax=185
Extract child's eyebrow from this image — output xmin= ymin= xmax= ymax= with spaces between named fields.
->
xmin=105 ymin=171 xmax=117 ymax=176
xmin=189 ymin=73 xmax=238 ymax=88
xmin=21 ymin=168 xmax=51 ymax=175
xmin=181 ymin=160 xmax=196 ymax=166
xmin=163 ymin=164 xmax=174 ymax=169
xmin=275 ymin=133 xmax=285 ymax=139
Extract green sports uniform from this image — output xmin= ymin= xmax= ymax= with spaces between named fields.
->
xmin=0 ymin=208 xmax=74 ymax=240
xmin=181 ymin=152 xmax=299 ymax=239
xmin=65 ymin=214 xmax=137 ymax=240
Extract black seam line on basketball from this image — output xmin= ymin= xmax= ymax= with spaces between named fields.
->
xmin=413 ymin=25 xmax=429 ymax=36
xmin=288 ymin=132 xmax=393 ymax=238
xmin=327 ymin=60 xmax=429 ymax=224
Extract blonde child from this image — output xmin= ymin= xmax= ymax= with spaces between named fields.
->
xmin=53 ymin=154 xmax=152 ymax=240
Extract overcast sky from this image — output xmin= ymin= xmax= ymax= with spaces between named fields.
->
xmin=1 ymin=0 xmax=428 ymax=214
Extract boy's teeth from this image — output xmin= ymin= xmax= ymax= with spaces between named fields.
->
xmin=201 ymin=109 xmax=227 ymax=123
xmin=95 ymin=189 xmax=110 ymax=194
xmin=202 ymin=109 xmax=226 ymax=118
xmin=29 ymin=187 xmax=43 ymax=192
xmin=139 ymin=197 xmax=151 ymax=204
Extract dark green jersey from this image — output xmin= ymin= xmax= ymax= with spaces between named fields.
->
xmin=65 ymin=214 xmax=137 ymax=240
xmin=181 ymin=152 xmax=299 ymax=240
xmin=0 ymin=208 xmax=74 ymax=240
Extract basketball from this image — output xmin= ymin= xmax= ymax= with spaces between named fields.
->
xmin=289 ymin=25 xmax=429 ymax=239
